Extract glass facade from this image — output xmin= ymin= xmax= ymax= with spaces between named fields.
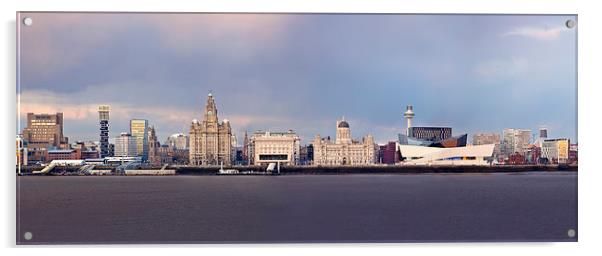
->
xmin=130 ymin=119 xmax=149 ymax=161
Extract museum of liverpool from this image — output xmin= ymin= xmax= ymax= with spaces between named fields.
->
xmin=397 ymin=126 xmax=495 ymax=166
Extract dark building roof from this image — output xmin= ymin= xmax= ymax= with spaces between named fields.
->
xmin=338 ymin=121 xmax=350 ymax=128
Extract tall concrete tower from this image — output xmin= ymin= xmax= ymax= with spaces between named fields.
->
xmin=403 ymin=105 xmax=415 ymax=135
xmin=98 ymin=105 xmax=110 ymax=158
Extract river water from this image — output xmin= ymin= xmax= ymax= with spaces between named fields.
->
xmin=16 ymin=172 xmax=577 ymax=244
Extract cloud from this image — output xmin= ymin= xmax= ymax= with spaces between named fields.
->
xmin=500 ymin=26 xmax=566 ymax=40
xmin=18 ymin=87 xmax=314 ymax=143
xmin=473 ymin=57 xmax=529 ymax=77
xmin=19 ymin=13 xmax=129 ymax=83
xmin=148 ymin=14 xmax=294 ymax=55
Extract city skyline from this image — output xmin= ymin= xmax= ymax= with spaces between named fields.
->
xmin=17 ymin=13 xmax=577 ymax=144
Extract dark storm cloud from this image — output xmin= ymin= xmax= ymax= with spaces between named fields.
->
xmin=18 ymin=13 xmax=577 ymax=144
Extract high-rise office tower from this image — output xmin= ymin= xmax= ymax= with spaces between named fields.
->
xmin=130 ymin=119 xmax=149 ymax=161
xmin=114 ymin=132 xmax=137 ymax=157
xmin=502 ymin=128 xmax=532 ymax=156
xmin=98 ymin=105 xmax=110 ymax=158
xmin=22 ymin=112 xmax=67 ymax=149
xmin=539 ymin=127 xmax=548 ymax=139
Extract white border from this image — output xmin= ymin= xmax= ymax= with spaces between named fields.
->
xmin=2 ymin=0 xmax=601 ymax=255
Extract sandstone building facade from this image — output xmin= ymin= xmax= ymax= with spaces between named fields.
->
xmin=189 ymin=92 xmax=232 ymax=165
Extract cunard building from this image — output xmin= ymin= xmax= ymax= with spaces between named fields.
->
xmin=312 ymin=118 xmax=376 ymax=166
xmin=189 ymin=92 xmax=233 ymax=165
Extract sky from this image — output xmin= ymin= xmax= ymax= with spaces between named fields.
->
xmin=17 ymin=13 xmax=577 ymax=145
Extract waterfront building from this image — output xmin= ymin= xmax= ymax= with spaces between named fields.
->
xmin=399 ymin=133 xmax=467 ymax=148
xmin=22 ymin=112 xmax=68 ymax=149
xmin=532 ymin=127 xmax=549 ymax=148
xmin=398 ymin=144 xmax=495 ymax=166
xmin=157 ymin=145 xmax=172 ymax=164
xmin=166 ymin=133 xmax=189 ymax=150
xmin=156 ymin=144 xmax=189 ymax=165
xmin=525 ymin=144 xmax=542 ymax=164
xmin=539 ymin=127 xmax=548 ymax=139
xmin=21 ymin=112 xmax=70 ymax=163
xmin=189 ymin=92 xmax=233 ymax=165
xmin=16 ymin=135 xmax=28 ymax=166
xmin=114 ymin=132 xmax=138 ymax=157
xmin=299 ymin=144 xmax=314 ymax=165
xmin=473 ymin=133 xmax=502 ymax=157
xmin=98 ymin=105 xmax=110 ymax=158
xmin=430 ymin=134 xmax=467 ymax=148
xmin=541 ymin=138 xmax=570 ymax=164
xmin=45 ymin=149 xmax=80 ymax=162
xmin=148 ymin=126 xmax=160 ymax=165
xmin=399 ymin=105 xmax=456 ymax=147
xmin=231 ymin=134 xmax=238 ymax=166
xmin=506 ymin=152 xmax=526 ymax=165
xmin=312 ymin=118 xmax=376 ymax=166
xmin=81 ymin=150 xmax=100 ymax=160
xmin=569 ymin=143 xmax=578 ymax=164
xmin=502 ymin=129 xmax=532 ymax=156
xmin=409 ymin=126 xmax=452 ymax=141
xmin=250 ymin=130 xmax=300 ymax=166
xmin=234 ymin=147 xmax=244 ymax=165
xmin=130 ymin=119 xmax=149 ymax=161
xmin=71 ymin=141 xmax=100 ymax=160
xmin=105 ymin=156 xmax=142 ymax=165
xmin=378 ymin=141 xmax=399 ymax=165
xmin=242 ymin=131 xmax=250 ymax=164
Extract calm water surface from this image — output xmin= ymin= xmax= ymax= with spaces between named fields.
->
xmin=16 ymin=172 xmax=577 ymax=244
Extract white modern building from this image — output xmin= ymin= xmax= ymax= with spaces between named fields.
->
xmin=541 ymin=138 xmax=570 ymax=164
xmin=250 ymin=130 xmax=300 ymax=166
xmin=398 ymin=144 xmax=495 ymax=166
xmin=114 ymin=132 xmax=138 ymax=157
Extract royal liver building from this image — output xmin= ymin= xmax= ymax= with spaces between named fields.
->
xmin=189 ymin=92 xmax=233 ymax=165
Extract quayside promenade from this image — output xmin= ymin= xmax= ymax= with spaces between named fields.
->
xmin=17 ymin=164 xmax=577 ymax=176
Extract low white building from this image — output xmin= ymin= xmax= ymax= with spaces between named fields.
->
xmin=250 ymin=130 xmax=300 ymax=166
xmin=398 ymin=144 xmax=495 ymax=166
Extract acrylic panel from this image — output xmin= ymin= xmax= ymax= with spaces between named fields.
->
xmin=16 ymin=12 xmax=578 ymax=244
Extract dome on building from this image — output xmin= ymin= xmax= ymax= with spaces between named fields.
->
xmin=338 ymin=120 xmax=350 ymax=128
